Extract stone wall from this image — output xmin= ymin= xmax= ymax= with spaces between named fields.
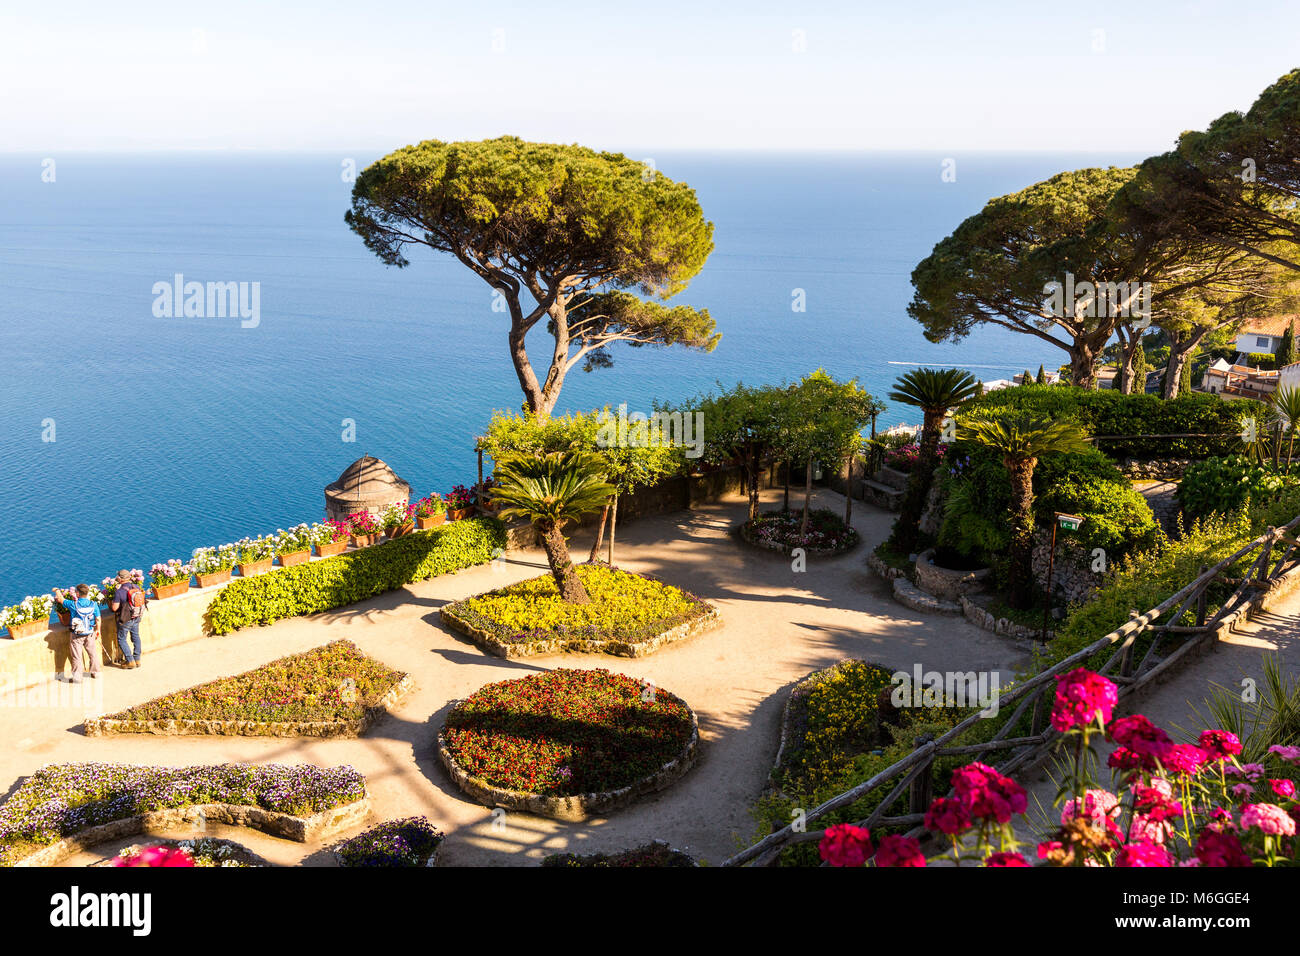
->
xmin=1118 ymin=458 xmax=1193 ymax=481
xmin=1031 ymin=528 xmax=1103 ymax=607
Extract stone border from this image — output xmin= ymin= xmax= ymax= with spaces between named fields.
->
xmin=892 ymin=577 xmax=961 ymax=615
xmin=10 ymin=796 xmax=370 ymax=867
xmin=738 ymin=520 xmax=860 ymax=557
xmin=82 ymin=674 xmax=414 ymax=737
xmin=913 ymin=548 xmax=991 ymax=602
xmin=867 ymin=550 xmax=908 ymax=583
xmin=959 ymin=595 xmax=1053 ymax=645
xmin=437 ymin=706 xmax=699 ymax=822
xmin=439 ymin=604 xmax=720 ymax=659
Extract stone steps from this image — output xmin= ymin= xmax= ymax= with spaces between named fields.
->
xmin=876 ymin=465 xmax=911 ymax=491
xmin=892 ymin=577 xmax=962 ymax=615
xmin=862 ymin=479 xmax=905 ymax=513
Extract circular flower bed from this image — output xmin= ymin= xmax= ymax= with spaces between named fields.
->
xmin=335 ymin=816 xmax=443 ymax=867
xmin=541 ymin=840 xmax=696 ymax=867
xmin=438 ymin=669 xmax=698 ymax=820
xmin=740 ymin=508 xmax=860 ymax=556
xmin=104 ymin=837 xmax=266 ymax=868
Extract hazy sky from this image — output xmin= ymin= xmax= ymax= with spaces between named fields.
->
xmin=2 ymin=0 xmax=1296 ymax=153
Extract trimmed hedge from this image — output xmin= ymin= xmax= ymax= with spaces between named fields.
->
xmin=207 ymin=518 xmax=507 ymax=634
xmin=960 ymin=386 xmax=1257 ymax=459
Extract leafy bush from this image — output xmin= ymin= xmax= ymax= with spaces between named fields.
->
xmin=0 ymin=762 xmax=367 ymax=865
xmin=447 ymin=565 xmax=711 ymax=648
xmin=207 ymin=518 xmax=506 ymax=634
xmin=441 ymin=669 xmax=694 ymax=795
xmin=1178 ymin=455 xmax=1299 ymax=519
xmin=103 ymin=640 xmax=405 ymax=725
xmin=937 ymin=445 xmax=1159 ymax=560
xmin=1248 ymin=352 xmax=1277 ymax=370
xmin=960 ymin=386 xmax=1257 ymax=459
xmin=541 ymin=841 xmax=695 ymax=867
xmin=336 ymin=817 xmax=443 ymax=867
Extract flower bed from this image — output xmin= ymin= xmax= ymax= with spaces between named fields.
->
xmin=0 ymin=762 xmax=368 ymax=866
xmin=438 ymin=669 xmax=698 ymax=821
xmin=540 ymin=840 xmax=696 ymax=867
xmin=84 ymin=640 xmax=410 ymax=737
xmin=740 ymin=508 xmax=860 ymax=556
xmin=105 ymin=837 xmax=267 ymax=868
xmin=335 ymin=816 xmax=444 ymax=867
xmin=440 ymin=564 xmax=718 ymax=658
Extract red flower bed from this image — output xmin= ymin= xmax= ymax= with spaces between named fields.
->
xmin=441 ymin=669 xmax=694 ymax=796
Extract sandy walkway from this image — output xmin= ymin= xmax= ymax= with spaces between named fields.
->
xmin=1 ymin=488 xmax=1031 ymax=867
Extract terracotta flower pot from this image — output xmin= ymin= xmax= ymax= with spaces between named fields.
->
xmin=350 ymin=534 xmax=376 ymax=548
xmin=416 ymin=513 xmax=446 ymax=530
xmin=153 ymin=581 xmax=190 ymax=600
xmin=237 ymin=559 xmax=273 ymax=577
xmin=448 ymin=506 xmax=476 ymax=522
xmin=316 ymin=541 xmax=348 ymax=558
xmin=278 ymin=550 xmax=310 ymax=567
xmin=386 ymin=521 xmax=415 ymax=540
xmin=195 ymin=569 xmax=232 ymax=588
xmin=7 ymin=618 xmax=48 ymax=640
xmin=55 ymin=607 xmax=72 ymax=628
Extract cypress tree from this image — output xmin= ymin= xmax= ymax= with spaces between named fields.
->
xmin=1131 ymin=340 xmax=1149 ymax=394
xmin=1036 ymin=364 xmax=1047 ymax=384
xmin=1022 ymin=369 xmax=1033 ymax=386
xmin=1180 ymin=348 xmax=1196 ymax=395
xmin=1279 ymin=319 xmax=1297 ymax=368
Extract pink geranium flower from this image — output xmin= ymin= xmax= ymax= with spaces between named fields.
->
xmin=1061 ymin=789 xmax=1120 ymax=826
xmin=1268 ymin=745 xmax=1300 ymax=764
xmin=951 ymin=762 xmax=1027 ymax=824
xmin=984 ymin=852 xmax=1030 ymax=867
xmin=1163 ymin=744 xmax=1207 ymax=776
xmin=1195 ymin=828 xmax=1252 ymax=867
xmin=924 ymin=796 xmax=972 ymax=836
xmin=1198 ymin=730 xmax=1242 ymax=761
xmin=1051 ymin=669 xmax=1118 ymax=732
xmin=1240 ymin=803 xmax=1297 ymax=836
xmin=1115 ymin=843 xmax=1173 ymax=867
xmin=1108 ymin=714 xmax=1174 ymax=770
xmin=1268 ymin=779 xmax=1296 ymax=800
xmin=874 ymin=834 xmax=925 ymax=867
xmin=818 ymin=824 xmax=873 ymax=867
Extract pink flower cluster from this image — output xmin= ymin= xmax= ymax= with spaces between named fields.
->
xmin=1051 ymin=668 xmax=1118 ymax=732
xmin=112 ymin=845 xmax=195 ymax=867
xmin=817 ymin=824 xmax=925 ymax=868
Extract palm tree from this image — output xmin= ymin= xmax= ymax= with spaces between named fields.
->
xmin=960 ymin=415 xmax=1092 ymax=610
xmin=1269 ymin=385 xmax=1300 ymax=473
xmin=491 ymin=450 xmax=615 ymax=603
xmin=887 ymin=368 xmax=981 ymax=552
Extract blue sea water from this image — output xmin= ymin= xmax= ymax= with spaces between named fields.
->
xmin=0 ymin=150 xmax=1144 ymax=601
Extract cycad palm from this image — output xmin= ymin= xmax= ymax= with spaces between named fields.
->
xmin=960 ymin=415 xmax=1092 ymax=609
xmin=1269 ymin=385 xmax=1300 ymax=473
xmin=887 ymin=368 xmax=981 ymax=551
xmin=491 ymin=450 xmax=615 ymax=603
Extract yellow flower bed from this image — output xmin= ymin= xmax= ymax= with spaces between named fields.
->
xmin=460 ymin=565 xmax=698 ymax=635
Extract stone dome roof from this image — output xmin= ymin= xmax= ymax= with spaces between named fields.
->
xmin=324 ymin=455 xmax=411 ymax=509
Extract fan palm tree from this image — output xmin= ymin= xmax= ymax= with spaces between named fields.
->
xmin=887 ymin=368 xmax=981 ymax=552
xmin=960 ymin=415 xmax=1092 ymax=609
xmin=491 ymin=450 xmax=615 ymax=603
xmin=1268 ymin=385 xmax=1300 ymax=473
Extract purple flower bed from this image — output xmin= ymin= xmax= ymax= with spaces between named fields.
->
xmin=743 ymin=508 xmax=860 ymax=553
xmin=0 ymin=762 xmax=367 ymax=866
xmin=541 ymin=841 xmax=696 ymax=867
xmin=336 ymin=816 xmax=443 ymax=867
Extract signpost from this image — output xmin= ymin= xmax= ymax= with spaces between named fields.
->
xmin=1043 ymin=512 xmax=1084 ymax=644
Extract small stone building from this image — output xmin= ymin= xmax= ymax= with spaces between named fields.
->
xmin=324 ymin=455 xmax=411 ymax=523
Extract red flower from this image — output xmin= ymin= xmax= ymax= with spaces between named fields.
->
xmin=924 ymin=796 xmax=972 ymax=836
xmin=1051 ymin=668 xmax=1118 ymax=732
xmin=1114 ymin=843 xmax=1172 ymax=867
xmin=984 ymin=851 xmax=1030 ymax=867
xmin=951 ymin=762 xmax=1028 ymax=824
xmin=818 ymin=824 xmax=873 ymax=867
xmin=1268 ymin=778 xmax=1296 ymax=800
xmin=1194 ymin=828 xmax=1252 ymax=867
xmin=1107 ymin=715 xmax=1173 ymax=771
xmin=874 ymin=834 xmax=925 ymax=867
xmin=1198 ymin=729 xmax=1242 ymax=761
xmin=1163 ymin=744 xmax=1206 ymax=776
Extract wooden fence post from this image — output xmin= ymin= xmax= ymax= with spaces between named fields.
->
xmin=908 ymin=734 xmax=935 ymax=815
xmin=1119 ymin=609 xmax=1140 ymax=678
xmin=1196 ymin=564 xmax=1208 ymax=627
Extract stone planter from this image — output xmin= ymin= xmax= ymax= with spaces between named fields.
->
xmin=913 ymin=548 xmax=990 ymax=602
xmin=153 ymin=581 xmax=190 ymax=600
xmin=415 ymin=513 xmax=446 ymax=530
xmin=195 ymin=569 xmax=232 ymax=588
xmin=315 ymin=540 xmax=348 ymax=558
xmin=237 ymin=558 xmax=273 ymax=577
xmin=6 ymin=619 xmax=47 ymax=640
xmin=278 ymin=550 xmax=310 ymax=567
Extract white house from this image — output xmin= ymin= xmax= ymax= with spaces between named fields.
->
xmin=1203 ymin=359 xmax=1278 ymax=398
xmin=1233 ymin=314 xmax=1298 ymax=356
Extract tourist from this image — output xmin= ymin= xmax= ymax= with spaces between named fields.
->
xmin=52 ymin=585 xmax=101 ymax=683
xmin=110 ymin=569 xmax=148 ymax=669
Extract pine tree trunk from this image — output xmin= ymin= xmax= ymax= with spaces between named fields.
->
xmin=1006 ymin=457 xmax=1038 ymax=611
xmin=539 ymin=522 xmax=589 ymax=603
xmin=588 ymin=498 xmax=612 ymax=563
xmin=891 ymin=409 xmax=942 ymax=552
xmin=607 ymin=495 xmax=619 ymax=565
xmin=748 ymin=447 xmax=761 ymax=521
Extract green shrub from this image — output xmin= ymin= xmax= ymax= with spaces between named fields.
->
xmin=1177 ymin=456 xmax=1299 ymax=519
xmin=1247 ymin=353 xmax=1277 ymax=371
xmin=960 ymin=386 xmax=1257 ymax=459
xmin=207 ymin=518 xmax=507 ymax=634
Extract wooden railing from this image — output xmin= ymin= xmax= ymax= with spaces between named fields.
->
xmin=723 ymin=514 xmax=1300 ymax=866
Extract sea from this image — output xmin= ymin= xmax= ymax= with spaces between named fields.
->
xmin=0 ymin=150 xmax=1145 ymax=600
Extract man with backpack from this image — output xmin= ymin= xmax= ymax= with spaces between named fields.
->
xmin=52 ymin=584 xmax=102 ymax=683
xmin=110 ymin=569 xmax=147 ymax=668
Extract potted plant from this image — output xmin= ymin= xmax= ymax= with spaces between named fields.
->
xmin=381 ymin=501 xmax=416 ymax=540
xmin=191 ymin=545 xmax=238 ymax=587
xmin=347 ymin=511 xmax=381 ymax=547
xmin=235 ymin=536 xmax=276 ymax=576
xmin=274 ymin=524 xmax=313 ymax=566
xmin=475 ymin=476 xmax=499 ymax=514
xmin=150 ymin=559 xmax=194 ymax=599
xmin=2 ymin=594 xmax=54 ymax=639
xmin=445 ymin=485 xmax=476 ymax=521
xmin=311 ymin=521 xmax=350 ymax=558
xmin=412 ymin=494 xmax=447 ymax=530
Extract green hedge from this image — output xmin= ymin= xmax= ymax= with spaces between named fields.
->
xmin=1177 ymin=456 xmax=1300 ymax=519
xmin=207 ymin=518 xmax=507 ymax=634
xmin=960 ymin=386 xmax=1257 ymax=459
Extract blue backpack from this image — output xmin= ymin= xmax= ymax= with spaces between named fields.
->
xmin=69 ymin=599 xmax=97 ymax=636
